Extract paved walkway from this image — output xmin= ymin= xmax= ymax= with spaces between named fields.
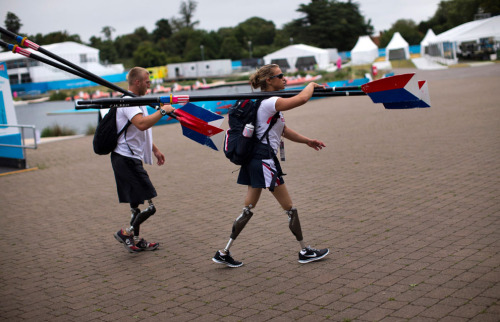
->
xmin=411 ymin=57 xmax=448 ymax=70
xmin=0 ymin=65 xmax=499 ymax=321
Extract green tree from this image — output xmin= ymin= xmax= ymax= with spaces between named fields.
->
xmin=89 ymin=36 xmax=103 ymax=48
xmin=101 ymin=26 xmax=116 ymax=41
xmin=234 ymin=17 xmax=276 ymax=47
xmin=114 ymin=27 xmax=150 ymax=59
xmin=219 ymin=35 xmax=244 ymax=60
xmin=115 ymin=35 xmax=136 ymax=58
xmin=419 ymin=0 xmax=500 ymax=34
xmin=133 ymin=41 xmax=167 ymax=67
xmin=4 ymin=12 xmax=22 ymax=34
xmin=479 ymin=0 xmax=500 ymax=15
xmin=152 ymin=19 xmax=172 ymax=42
xmin=379 ymin=19 xmax=423 ymax=47
xmin=283 ymin=0 xmax=373 ymax=51
xmin=99 ymin=40 xmax=118 ymax=63
xmin=31 ymin=31 xmax=81 ymax=45
xmin=171 ymin=0 xmax=199 ymax=31
xmin=132 ymin=27 xmax=150 ymax=41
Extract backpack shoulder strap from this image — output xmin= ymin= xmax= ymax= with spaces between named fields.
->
xmin=117 ymin=95 xmax=135 ymax=155
xmin=257 ymin=111 xmax=280 ymax=143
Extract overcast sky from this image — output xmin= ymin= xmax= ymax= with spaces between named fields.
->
xmin=1 ymin=0 xmax=441 ymax=42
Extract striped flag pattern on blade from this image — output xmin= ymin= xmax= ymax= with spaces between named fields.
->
xmin=174 ymin=103 xmax=225 ymax=151
xmin=361 ymin=73 xmax=420 ymax=104
xmin=383 ymin=80 xmax=431 ymax=109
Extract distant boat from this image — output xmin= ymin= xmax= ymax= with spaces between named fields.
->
xmin=13 ymin=96 xmax=50 ymax=106
xmin=285 ymin=74 xmax=322 ymax=86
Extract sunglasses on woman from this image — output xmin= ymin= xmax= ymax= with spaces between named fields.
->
xmin=269 ymin=73 xmax=284 ymax=79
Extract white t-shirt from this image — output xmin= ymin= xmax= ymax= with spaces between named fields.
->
xmin=113 ymin=105 xmax=154 ymax=165
xmin=255 ymin=97 xmax=285 ymax=154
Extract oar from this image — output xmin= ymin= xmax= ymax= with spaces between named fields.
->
xmin=76 ymin=90 xmax=367 ymax=108
xmin=284 ymin=73 xmax=431 ymax=108
xmin=75 ymin=89 xmax=359 ymax=110
xmin=77 ymin=73 xmax=430 ymax=109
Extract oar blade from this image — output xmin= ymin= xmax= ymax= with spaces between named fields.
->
xmin=383 ymin=80 xmax=431 ymax=109
xmin=362 ymin=73 xmax=420 ymax=104
xmin=177 ymin=102 xmax=224 ymax=128
xmin=180 ymin=126 xmax=223 ymax=150
xmin=175 ymin=103 xmax=225 ymax=151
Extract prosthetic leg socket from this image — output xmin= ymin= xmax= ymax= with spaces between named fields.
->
xmin=230 ymin=206 xmax=253 ymax=240
xmin=287 ymin=208 xmax=303 ymax=241
xmin=131 ymin=200 xmax=156 ymax=236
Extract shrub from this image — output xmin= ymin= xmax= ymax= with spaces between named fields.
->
xmin=85 ymin=124 xmax=96 ymax=135
xmin=41 ymin=124 xmax=76 ymax=137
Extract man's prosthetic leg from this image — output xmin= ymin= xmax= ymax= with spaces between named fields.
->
xmin=126 ymin=200 xmax=156 ymax=237
xmin=223 ymin=205 xmax=253 ymax=253
xmin=286 ymin=207 xmax=307 ymax=249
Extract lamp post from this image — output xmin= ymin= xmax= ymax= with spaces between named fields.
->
xmin=248 ymin=40 xmax=252 ymax=59
xmin=200 ymin=44 xmax=205 ymax=61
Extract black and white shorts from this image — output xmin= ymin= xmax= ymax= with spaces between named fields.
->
xmin=237 ymin=157 xmax=285 ymax=189
xmin=111 ymin=152 xmax=157 ymax=204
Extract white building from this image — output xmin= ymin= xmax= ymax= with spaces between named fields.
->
xmin=167 ymin=59 xmax=233 ymax=79
xmin=0 ymin=41 xmax=124 ymax=86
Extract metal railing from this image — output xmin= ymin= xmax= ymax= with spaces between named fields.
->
xmin=0 ymin=124 xmax=38 ymax=149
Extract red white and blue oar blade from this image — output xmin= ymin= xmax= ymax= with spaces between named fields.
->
xmin=362 ymin=73 xmax=420 ymax=104
xmin=383 ymin=80 xmax=431 ymax=109
xmin=177 ymin=102 xmax=224 ymax=128
xmin=175 ymin=103 xmax=225 ymax=151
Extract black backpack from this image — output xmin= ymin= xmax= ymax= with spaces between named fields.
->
xmin=223 ymin=99 xmax=279 ymax=165
xmin=92 ymin=106 xmax=131 ymax=155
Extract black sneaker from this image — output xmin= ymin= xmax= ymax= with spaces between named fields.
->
xmin=212 ymin=250 xmax=243 ymax=267
xmin=114 ymin=229 xmax=141 ymax=253
xmin=135 ymin=238 xmax=159 ymax=251
xmin=298 ymin=247 xmax=329 ymax=263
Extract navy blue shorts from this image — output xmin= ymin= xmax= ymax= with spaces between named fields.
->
xmin=111 ymin=152 xmax=157 ymax=204
xmin=237 ymin=157 xmax=285 ymax=189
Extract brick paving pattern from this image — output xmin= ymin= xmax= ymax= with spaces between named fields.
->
xmin=1 ymin=65 xmax=499 ymax=321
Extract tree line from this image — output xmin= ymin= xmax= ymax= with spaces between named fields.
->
xmin=3 ymin=0 xmax=499 ymax=68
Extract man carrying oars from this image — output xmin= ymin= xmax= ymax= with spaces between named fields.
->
xmin=112 ymin=67 xmax=174 ymax=253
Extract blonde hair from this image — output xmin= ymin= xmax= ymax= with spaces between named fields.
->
xmin=127 ymin=67 xmax=149 ymax=86
xmin=249 ymin=64 xmax=279 ymax=90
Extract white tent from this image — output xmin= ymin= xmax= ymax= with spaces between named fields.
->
xmin=420 ymin=29 xmax=437 ymax=56
xmin=350 ymin=36 xmax=379 ymax=65
xmin=428 ymin=16 xmax=500 ymax=64
xmin=434 ymin=15 xmax=500 ymax=43
xmin=385 ymin=32 xmax=410 ymax=61
xmin=263 ymin=44 xmax=330 ymax=73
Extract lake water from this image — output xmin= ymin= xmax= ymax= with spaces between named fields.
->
xmin=14 ymin=85 xmax=253 ymax=139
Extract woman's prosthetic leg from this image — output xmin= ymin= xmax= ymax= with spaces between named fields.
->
xmin=286 ymin=208 xmax=306 ymax=249
xmin=128 ymin=200 xmax=156 ymax=236
xmin=224 ymin=205 xmax=253 ymax=252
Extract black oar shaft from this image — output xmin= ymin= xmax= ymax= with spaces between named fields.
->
xmin=0 ymin=27 xmax=134 ymax=98
xmin=270 ymin=86 xmax=362 ymax=95
xmin=186 ymin=91 xmax=366 ymax=102
xmin=78 ymin=91 xmax=366 ymax=108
